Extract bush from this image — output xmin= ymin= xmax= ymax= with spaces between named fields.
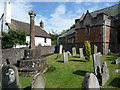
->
xmin=45 ymin=65 xmax=56 ymax=73
xmin=83 ymin=41 xmax=91 ymax=61
xmin=2 ymin=30 xmax=27 ymax=49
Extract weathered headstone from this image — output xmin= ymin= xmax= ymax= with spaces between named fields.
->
xmin=101 ymin=61 xmax=109 ymax=86
xmin=28 ymin=10 xmax=36 ymax=49
xmin=93 ymin=52 xmax=102 ymax=76
xmin=115 ymin=57 xmax=120 ymax=64
xmin=72 ymin=47 xmax=76 ymax=56
xmin=2 ymin=65 xmax=21 ymax=89
xmin=56 ymin=54 xmax=61 ymax=60
xmin=59 ymin=44 xmax=63 ymax=54
xmin=67 ymin=51 xmax=71 ymax=56
xmin=82 ymin=73 xmax=100 ymax=89
xmin=63 ymin=51 xmax=68 ymax=63
xmin=94 ymin=45 xmax=98 ymax=54
xmin=79 ymin=48 xmax=84 ymax=58
xmin=31 ymin=73 xmax=46 ymax=89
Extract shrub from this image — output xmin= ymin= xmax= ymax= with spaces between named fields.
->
xmin=2 ymin=29 xmax=27 ymax=49
xmin=83 ymin=41 xmax=91 ymax=61
xmin=45 ymin=65 xmax=56 ymax=73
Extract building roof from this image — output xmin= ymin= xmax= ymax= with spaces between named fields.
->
xmin=59 ymin=28 xmax=75 ymax=38
xmin=11 ymin=19 xmax=51 ymax=38
xmin=80 ymin=4 xmax=119 ymax=21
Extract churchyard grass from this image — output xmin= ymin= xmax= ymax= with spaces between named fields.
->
xmin=19 ymin=53 xmax=120 ymax=88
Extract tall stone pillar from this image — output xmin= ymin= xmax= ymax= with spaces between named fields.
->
xmin=28 ymin=10 xmax=36 ymax=49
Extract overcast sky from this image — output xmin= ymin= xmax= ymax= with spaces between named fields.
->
xmin=0 ymin=0 xmax=118 ymax=33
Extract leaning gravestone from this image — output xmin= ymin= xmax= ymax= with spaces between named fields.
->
xmin=2 ymin=65 xmax=21 ymax=89
xmin=72 ymin=47 xmax=76 ymax=56
xmin=63 ymin=51 xmax=68 ymax=63
xmin=101 ymin=61 xmax=109 ymax=86
xmin=59 ymin=44 xmax=63 ymax=54
xmin=82 ymin=73 xmax=100 ymax=89
xmin=93 ymin=52 xmax=102 ymax=76
xmin=31 ymin=73 xmax=46 ymax=89
xmin=79 ymin=48 xmax=84 ymax=58
xmin=94 ymin=45 xmax=98 ymax=54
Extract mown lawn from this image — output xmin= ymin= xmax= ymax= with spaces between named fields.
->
xmin=19 ymin=53 xmax=120 ymax=89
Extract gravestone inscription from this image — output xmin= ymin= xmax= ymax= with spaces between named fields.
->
xmin=2 ymin=65 xmax=21 ymax=89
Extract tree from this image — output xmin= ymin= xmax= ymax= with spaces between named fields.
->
xmin=83 ymin=41 xmax=91 ymax=61
xmin=2 ymin=30 xmax=27 ymax=49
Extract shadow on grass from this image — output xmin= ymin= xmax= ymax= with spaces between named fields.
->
xmin=23 ymin=86 xmax=31 ymax=90
xmin=109 ymin=77 xmax=120 ymax=88
xmin=106 ymin=56 xmax=118 ymax=61
xmin=73 ymin=70 xmax=88 ymax=76
xmin=69 ymin=59 xmax=86 ymax=62
xmin=72 ymin=56 xmax=80 ymax=58
xmin=56 ymin=61 xmax=64 ymax=63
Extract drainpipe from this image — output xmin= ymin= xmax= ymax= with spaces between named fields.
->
xmin=104 ymin=20 xmax=106 ymax=55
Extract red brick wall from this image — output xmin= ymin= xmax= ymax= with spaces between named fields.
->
xmin=76 ymin=26 xmax=102 ymax=43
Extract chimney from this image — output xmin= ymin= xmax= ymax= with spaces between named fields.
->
xmin=4 ymin=1 xmax=11 ymax=24
xmin=40 ymin=20 xmax=44 ymax=28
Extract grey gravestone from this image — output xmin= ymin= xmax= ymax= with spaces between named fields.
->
xmin=59 ymin=45 xmax=63 ymax=54
xmin=94 ymin=45 xmax=98 ymax=54
xmin=63 ymin=51 xmax=68 ymax=63
xmin=101 ymin=61 xmax=109 ymax=86
xmin=56 ymin=54 xmax=61 ymax=60
xmin=67 ymin=51 xmax=71 ymax=56
xmin=2 ymin=65 xmax=21 ymax=89
xmin=31 ymin=73 xmax=46 ymax=89
xmin=93 ymin=52 xmax=102 ymax=76
xmin=115 ymin=57 xmax=120 ymax=64
xmin=72 ymin=47 xmax=76 ymax=56
xmin=82 ymin=73 xmax=100 ymax=89
xmin=79 ymin=48 xmax=84 ymax=58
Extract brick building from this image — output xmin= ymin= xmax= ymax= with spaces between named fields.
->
xmin=59 ymin=4 xmax=120 ymax=55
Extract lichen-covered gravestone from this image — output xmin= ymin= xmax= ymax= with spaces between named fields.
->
xmin=2 ymin=65 xmax=21 ymax=89
xmin=31 ymin=73 xmax=46 ymax=89
xmin=72 ymin=47 xmax=76 ymax=56
xmin=79 ymin=48 xmax=84 ymax=58
xmin=101 ymin=61 xmax=109 ymax=86
xmin=63 ymin=51 xmax=68 ymax=63
xmin=93 ymin=52 xmax=102 ymax=76
xmin=82 ymin=73 xmax=100 ymax=89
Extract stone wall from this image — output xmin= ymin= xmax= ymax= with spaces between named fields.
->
xmin=2 ymin=46 xmax=55 ymax=65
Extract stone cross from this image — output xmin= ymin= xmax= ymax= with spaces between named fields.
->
xmin=2 ymin=65 xmax=21 ymax=89
xmin=31 ymin=73 xmax=46 ymax=89
xmin=63 ymin=50 xmax=68 ymax=63
xmin=79 ymin=48 xmax=84 ymax=58
xmin=94 ymin=45 xmax=98 ymax=54
xmin=82 ymin=73 xmax=100 ymax=89
xmin=93 ymin=52 xmax=102 ymax=76
xmin=28 ymin=10 xmax=36 ymax=49
xmin=72 ymin=47 xmax=76 ymax=56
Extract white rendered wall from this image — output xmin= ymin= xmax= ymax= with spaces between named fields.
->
xmin=16 ymin=36 xmax=51 ymax=48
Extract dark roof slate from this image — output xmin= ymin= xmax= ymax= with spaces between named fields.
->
xmin=11 ymin=19 xmax=51 ymax=38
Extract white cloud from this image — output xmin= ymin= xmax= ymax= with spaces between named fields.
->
xmin=44 ymin=4 xmax=75 ymax=34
